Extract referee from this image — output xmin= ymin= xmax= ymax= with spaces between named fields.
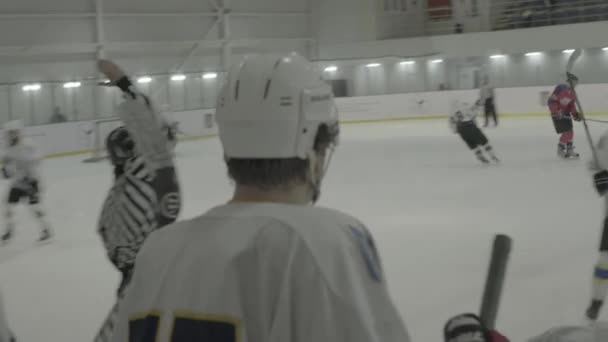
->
xmin=480 ymin=78 xmax=498 ymax=127
xmin=94 ymin=60 xmax=181 ymax=342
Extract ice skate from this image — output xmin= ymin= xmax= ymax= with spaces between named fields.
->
xmin=586 ymin=300 xmax=603 ymax=322
xmin=557 ymin=143 xmax=568 ymax=158
xmin=476 ymin=154 xmax=490 ymax=164
xmin=38 ymin=228 xmax=52 ymax=243
xmin=566 ymin=144 xmax=580 ymax=159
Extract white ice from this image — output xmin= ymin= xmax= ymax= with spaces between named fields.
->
xmin=1 ymin=117 xmax=606 ymax=341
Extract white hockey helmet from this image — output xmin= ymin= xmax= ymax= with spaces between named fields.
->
xmin=216 ymin=53 xmax=338 ymax=160
xmin=3 ymin=120 xmax=23 ymax=132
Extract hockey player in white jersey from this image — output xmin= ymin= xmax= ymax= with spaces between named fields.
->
xmin=161 ymin=115 xmax=179 ymax=151
xmin=449 ymin=101 xmax=500 ymax=164
xmin=1 ymin=120 xmax=51 ymax=243
xmin=94 ymin=60 xmax=181 ymax=342
xmin=111 ymin=54 xmax=410 ymax=342
xmin=584 ymin=129 xmax=608 ymax=321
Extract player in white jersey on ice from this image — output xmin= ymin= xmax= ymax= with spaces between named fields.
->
xmin=583 ymin=129 xmax=608 ymax=321
xmin=449 ymin=101 xmax=499 ymax=164
xmin=1 ymin=120 xmax=51 ymax=243
xmin=111 ymin=54 xmax=410 ymax=342
xmin=0 ymin=290 xmax=15 ymax=342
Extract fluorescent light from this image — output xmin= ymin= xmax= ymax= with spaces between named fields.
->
xmin=525 ymin=52 xmax=542 ymax=57
xmin=170 ymin=74 xmax=186 ymax=81
xmin=430 ymin=59 xmax=444 ymax=64
xmin=63 ymin=81 xmax=81 ymax=89
xmin=562 ymin=49 xmax=575 ymax=54
xmin=137 ymin=76 xmax=152 ymax=84
xmin=324 ymin=66 xmax=338 ymax=72
xmin=202 ymin=73 xmax=218 ymax=79
xmin=22 ymin=84 xmax=41 ymax=92
xmin=400 ymin=61 xmax=415 ymax=65
xmin=490 ymin=54 xmax=505 ymax=59
xmin=602 ymin=47 xmax=608 ymax=51
xmin=366 ymin=63 xmax=381 ymax=68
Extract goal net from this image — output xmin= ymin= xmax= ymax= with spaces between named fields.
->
xmin=82 ymin=117 xmax=123 ymax=163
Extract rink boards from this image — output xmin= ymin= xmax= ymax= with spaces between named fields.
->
xmin=10 ymin=82 xmax=608 ymax=159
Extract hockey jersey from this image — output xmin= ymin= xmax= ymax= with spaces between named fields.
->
xmin=98 ymin=91 xmax=180 ymax=273
xmin=528 ymin=324 xmax=608 ymax=342
xmin=95 ymin=87 xmax=181 ymax=342
xmin=111 ymin=203 xmax=410 ymax=342
xmin=449 ymin=102 xmax=478 ymax=133
xmin=548 ymin=84 xmax=577 ymax=116
xmin=2 ymin=138 xmax=41 ymax=186
xmin=479 ymin=84 xmax=495 ymax=102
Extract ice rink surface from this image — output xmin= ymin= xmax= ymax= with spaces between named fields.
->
xmin=1 ymin=116 xmax=607 ymax=341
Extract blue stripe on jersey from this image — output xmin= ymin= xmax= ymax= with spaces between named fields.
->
xmin=595 ymin=267 xmax=608 ymax=279
xmin=349 ymin=225 xmax=383 ymax=282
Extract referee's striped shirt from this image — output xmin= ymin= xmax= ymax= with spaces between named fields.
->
xmin=98 ymin=155 xmax=158 ymax=271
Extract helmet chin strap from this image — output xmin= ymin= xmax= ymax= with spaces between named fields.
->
xmin=306 ymin=152 xmax=319 ymax=204
xmin=307 ymin=147 xmax=335 ymax=204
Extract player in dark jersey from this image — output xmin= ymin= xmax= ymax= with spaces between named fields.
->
xmin=94 ymin=60 xmax=181 ymax=342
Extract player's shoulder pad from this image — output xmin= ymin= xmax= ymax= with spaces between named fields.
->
xmin=257 ymin=205 xmax=385 ymax=284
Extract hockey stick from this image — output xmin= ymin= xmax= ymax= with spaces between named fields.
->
xmin=566 ymin=49 xmax=599 ymax=165
xmin=479 ymin=234 xmax=512 ymax=330
xmin=586 ymin=118 xmax=608 ymax=124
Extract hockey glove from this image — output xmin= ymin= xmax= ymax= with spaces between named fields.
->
xmin=444 ymin=313 xmax=510 ymax=342
xmin=594 ymin=170 xmax=608 ymax=196
xmin=572 ymin=112 xmax=582 ymax=121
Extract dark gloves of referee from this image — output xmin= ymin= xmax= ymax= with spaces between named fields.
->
xmin=594 ymin=170 xmax=608 ymax=196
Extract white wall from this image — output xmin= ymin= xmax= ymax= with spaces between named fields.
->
xmin=375 ymin=0 xmax=425 ymax=40
xmin=0 ymin=72 xmax=224 ymax=126
xmin=0 ymin=0 xmax=312 ymax=83
xmin=334 ymin=83 xmax=608 ymax=121
xmin=319 ymin=21 xmax=608 ymax=60
xmin=322 ymin=45 xmax=608 ymax=96
xmin=309 ymin=0 xmax=376 ymax=45
xmin=18 ymin=83 xmax=608 ymax=158
xmin=20 ymin=108 xmax=217 ymax=157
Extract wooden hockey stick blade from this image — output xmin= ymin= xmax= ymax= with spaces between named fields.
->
xmin=480 ymin=234 xmax=513 ymax=330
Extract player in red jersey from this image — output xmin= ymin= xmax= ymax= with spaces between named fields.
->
xmin=547 ymin=75 xmax=581 ymax=159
